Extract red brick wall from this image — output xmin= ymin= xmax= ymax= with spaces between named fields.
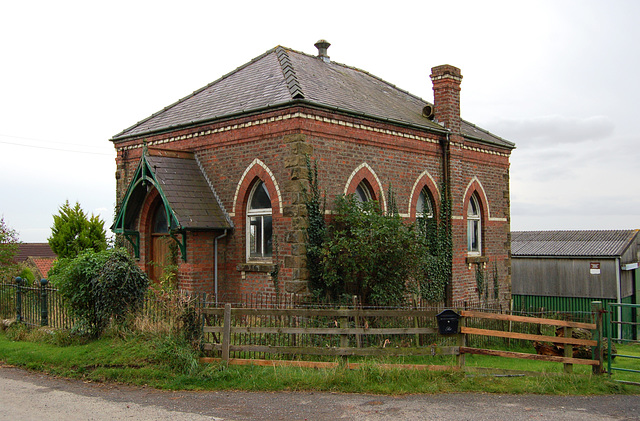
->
xmin=112 ymin=105 xmax=511 ymax=304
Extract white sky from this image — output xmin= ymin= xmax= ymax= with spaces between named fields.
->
xmin=1 ymin=0 xmax=638 ymax=243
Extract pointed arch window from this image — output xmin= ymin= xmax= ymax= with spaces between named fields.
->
xmin=467 ymin=193 xmax=481 ymax=254
xmin=247 ymin=180 xmax=272 ymax=260
xmin=417 ymin=187 xmax=434 ymax=219
xmin=355 ymin=181 xmax=373 ymax=204
xmin=152 ymin=202 xmax=169 ymax=234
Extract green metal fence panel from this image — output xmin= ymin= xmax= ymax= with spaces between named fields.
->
xmin=606 ymin=302 xmax=640 ymax=385
xmin=512 ymin=294 xmax=623 ymax=338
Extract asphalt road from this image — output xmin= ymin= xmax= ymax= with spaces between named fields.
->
xmin=1 ymin=365 xmax=639 ymax=420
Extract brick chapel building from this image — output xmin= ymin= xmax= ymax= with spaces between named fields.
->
xmin=111 ymin=40 xmax=515 ymax=304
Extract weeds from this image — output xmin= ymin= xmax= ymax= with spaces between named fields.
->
xmin=1 ymin=324 xmax=635 ymax=395
xmin=151 ymin=334 xmax=201 ymax=375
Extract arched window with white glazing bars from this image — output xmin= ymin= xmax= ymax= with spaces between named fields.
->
xmin=417 ymin=187 xmax=434 ymax=220
xmin=246 ymin=180 xmax=272 ymax=260
xmin=467 ymin=193 xmax=481 ymax=254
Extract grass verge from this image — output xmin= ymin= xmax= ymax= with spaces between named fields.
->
xmin=0 ymin=327 xmax=637 ymax=395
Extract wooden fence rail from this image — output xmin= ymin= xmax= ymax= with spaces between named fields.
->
xmin=460 ymin=308 xmax=602 ymax=373
xmin=202 ymin=303 xmax=458 ymax=363
xmin=201 ymin=303 xmax=604 ymax=374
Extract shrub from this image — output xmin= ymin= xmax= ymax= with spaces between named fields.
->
xmin=49 ymin=248 xmax=149 ymax=336
xmin=316 ymin=195 xmax=424 ymax=306
xmin=303 ymin=158 xmax=453 ymax=306
xmin=17 ymin=265 xmax=35 ymax=283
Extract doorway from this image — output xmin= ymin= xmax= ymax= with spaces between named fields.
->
xmin=149 ymin=200 xmax=172 ymax=283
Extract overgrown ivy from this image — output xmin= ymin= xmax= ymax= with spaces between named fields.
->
xmin=270 ymin=235 xmax=280 ymax=300
xmin=302 ymin=156 xmax=327 ymax=295
xmin=492 ymin=261 xmax=499 ymax=300
xmin=157 ymin=241 xmax=179 ymax=292
xmin=416 ymin=188 xmax=452 ymax=303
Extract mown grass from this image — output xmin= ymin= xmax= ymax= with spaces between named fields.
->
xmin=604 ymin=342 xmax=640 ymax=383
xmin=1 ymin=325 xmax=638 ymax=395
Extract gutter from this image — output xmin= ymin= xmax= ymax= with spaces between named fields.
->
xmin=110 ymin=99 xmax=451 ymax=143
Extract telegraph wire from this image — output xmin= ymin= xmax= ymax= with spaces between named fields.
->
xmin=0 ymin=135 xmax=113 ymax=156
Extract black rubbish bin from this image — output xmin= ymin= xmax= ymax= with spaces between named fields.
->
xmin=436 ymin=309 xmax=460 ymax=335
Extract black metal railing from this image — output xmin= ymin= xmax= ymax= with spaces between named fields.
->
xmin=0 ymin=277 xmax=75 ymax=328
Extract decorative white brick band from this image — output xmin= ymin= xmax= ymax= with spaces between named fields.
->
xmin=116 ymin=112 xmax=507 ymax=158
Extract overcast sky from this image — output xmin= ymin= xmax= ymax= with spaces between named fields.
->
xmin=1 ymin=0 xmax=638 ymax=243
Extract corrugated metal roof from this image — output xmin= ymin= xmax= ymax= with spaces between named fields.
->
xmin=511 ymin=230 xmax=639 ymax=257
xmin=112 ymin=46 xmax=514 ymax=149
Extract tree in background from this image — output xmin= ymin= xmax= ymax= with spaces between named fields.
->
xmin=48 ymin=201 xmax=107 ymax=259
xmin=0 ymin=217 xmax=20 ymax=279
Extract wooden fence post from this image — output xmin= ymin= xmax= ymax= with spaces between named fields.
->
xmin=592 ymin=301 xmax=604 ymax=374
xmin=563 ymin=326 xmax=573 ymax=373
xmin=457 ymin=314 xmax=466 ymax=368
xmin=221 ymin=303 xmax=231 ymax=365
xmin=339 ymin=306 xmax=349 ymax=349
xmin=352 ymin=296 xmax=361 ymax=348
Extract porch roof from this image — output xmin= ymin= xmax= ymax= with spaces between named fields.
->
xmin=113 ymin=148 xmax=232 ymax=233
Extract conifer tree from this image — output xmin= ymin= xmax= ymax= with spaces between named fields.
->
xmin=48 ymin=201 xmax=107 ymax=259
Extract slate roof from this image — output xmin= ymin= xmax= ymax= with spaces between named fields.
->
xmin=511 ymin=230 xmax=639 ymax=258
xmin=112 ymin=46 xmax=513 ymax=149
xmin=13 ymin=243 xmax=56 ymax=263
xmin=146 ymin=153 xmax=232 ymax=230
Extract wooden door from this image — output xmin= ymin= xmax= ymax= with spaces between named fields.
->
xmin=150 ymin=234 xmax=171 ymax=283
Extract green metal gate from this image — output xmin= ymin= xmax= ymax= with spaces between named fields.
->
xmin=607 ymin=302 xmax=640 ymax=385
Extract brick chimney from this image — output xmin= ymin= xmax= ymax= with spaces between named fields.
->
xmin=430 ymin=65 xmax=462 ymax=134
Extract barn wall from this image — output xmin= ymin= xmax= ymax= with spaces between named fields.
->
xmin=512 ymin=257 xmax=619 ymax=299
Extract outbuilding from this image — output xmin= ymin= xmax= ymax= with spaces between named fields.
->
xmin=511 ymin=230 xmax=640 ymax=339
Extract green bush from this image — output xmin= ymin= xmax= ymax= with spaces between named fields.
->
xmin=49 ymin=248 xmax=149 ymax=336
xmin=303 ymin=158 xmax=452 ymax=306
xmin=316 ymin=195 xmax=424 ymax=306
xmin=17 ymin=266 xmax=35 ymax=283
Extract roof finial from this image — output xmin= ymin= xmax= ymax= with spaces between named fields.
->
xmin=314 ymin=39 xmax=331 ymax=63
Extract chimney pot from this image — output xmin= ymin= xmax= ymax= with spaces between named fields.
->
xmin=314 ymin=39 xmax=331 ymax=63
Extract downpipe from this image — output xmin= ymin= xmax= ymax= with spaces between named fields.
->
xmin=215 ymin=230 xmax=228 ymax=305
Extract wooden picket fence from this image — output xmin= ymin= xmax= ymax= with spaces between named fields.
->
xmin=200 ymin=302 xmax=603 ymax=373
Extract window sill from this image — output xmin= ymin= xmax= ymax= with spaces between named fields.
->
xmin=466 ymin=255 xmax=488 ymax=265
xmin=237 ymin=262 xmax=275 ymax=273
